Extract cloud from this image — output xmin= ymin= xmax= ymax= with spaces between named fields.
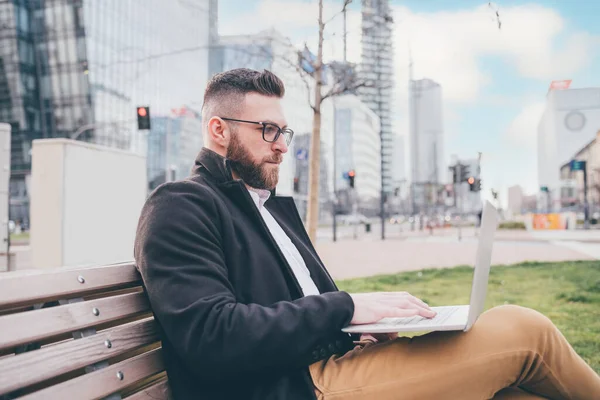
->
xmin=392 ymin=3 xmax=598 ymax=104
xmin=220 ymin=1 xmax=598 ymax=105
xmin=505 ymin=102 xmax=546 ymax=148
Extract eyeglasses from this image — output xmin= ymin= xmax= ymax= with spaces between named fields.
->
xmin=220 ymin=117 xmax=294 ymax=146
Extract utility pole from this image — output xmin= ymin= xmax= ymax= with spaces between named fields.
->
xmin=343 ymin=0 xmax=348 ymax=63
xmin=377 ymin=1 xmax=385 ymax=241
xmin=569 ymin=159 xmax=589 ymax=229
xmin=583 ymin=163 xmax=590 ymax=230
xmin=409 ymin=43 xmax=419 ymax=231
xmin=332 ymin=97 xmax=338 ymax=242
xmin=333 ymin=0 xmax=351 ymax=243
xmin=0 ymin=124 xmax=11 ymax=272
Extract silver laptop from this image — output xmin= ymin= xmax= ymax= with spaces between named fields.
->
xmin=342 ymin=200 xmax=498 ymax=334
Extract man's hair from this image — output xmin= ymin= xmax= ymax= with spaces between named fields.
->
xmin=201 ymin=68 xmax=285 ymax=125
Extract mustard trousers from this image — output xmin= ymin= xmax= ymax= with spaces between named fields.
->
xmin=309 ymin=305 xmax=600 ymax=399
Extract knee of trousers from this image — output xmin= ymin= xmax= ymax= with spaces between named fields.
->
xmin=482 ymin=304 xmax=556 ymax=338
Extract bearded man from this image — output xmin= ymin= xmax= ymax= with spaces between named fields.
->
xmin=134 ymin=68 xmax=600 ymax=400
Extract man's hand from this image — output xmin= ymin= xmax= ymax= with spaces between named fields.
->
xmin=359 ymin=332 xmax=398 ymax=344
xmin=349 ymin=292 xmax=436 ymax=325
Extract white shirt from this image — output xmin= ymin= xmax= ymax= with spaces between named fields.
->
xmin=247 ymin=187 xmax=320 ymax=297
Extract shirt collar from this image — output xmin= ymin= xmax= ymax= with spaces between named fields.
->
xmin=247 ymin=187 xmax=272 ymax=209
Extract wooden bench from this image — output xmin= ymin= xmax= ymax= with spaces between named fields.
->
xmin=0 ymin=262 xmax=172 ymax=400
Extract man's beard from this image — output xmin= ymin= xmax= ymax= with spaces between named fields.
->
xmin=226 ymin=132 xmax=281 ymax=190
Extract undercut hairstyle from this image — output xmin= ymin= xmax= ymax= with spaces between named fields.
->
xmin=201 ymin=68 xmax=285 ymax=126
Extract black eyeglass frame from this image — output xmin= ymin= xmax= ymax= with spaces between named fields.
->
xmin=220 ymin=117 xmax=294 ymax=146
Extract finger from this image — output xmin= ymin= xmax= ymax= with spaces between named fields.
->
xmin=379 ymin=296 xmax=429 ymax=311
xmin=416 ymin=307 xmax=437 ymax=318
xmin=384 ymin=306 xmax=420 ymax=319
xmin=389 ymin=299 xmax=436 ymax=318
xmin=378 ymin=292 xmax=430 ymax=309
xmin=405 ymin=295 xmax=432 ymax=310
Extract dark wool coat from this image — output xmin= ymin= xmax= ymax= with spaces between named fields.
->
xmin=134 ymin=148 xmax=357 ymax=400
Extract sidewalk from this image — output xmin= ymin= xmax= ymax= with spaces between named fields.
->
xmin=390 ymin=226 xmax=600 ymax=242
xmin=321 ymin=225 xmax=600 ymax=244
xmin=316 ymin=236 xmax=597 ymax=280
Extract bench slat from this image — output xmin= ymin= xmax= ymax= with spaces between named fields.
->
xmin=0 ymin=262 xmax=140 ymax=309
xmin=125 ymin=378 xmax=171 ymax=400
xmin=19 ymin=348 xmax=165 ymax=400
xmin=0 ymin=292 xmax=150 ymax=351
xmin=0 ymin=318 xmax=159 ymax=395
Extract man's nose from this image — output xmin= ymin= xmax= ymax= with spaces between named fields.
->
xmin=272 ymin=133 xmax=289 ymax=154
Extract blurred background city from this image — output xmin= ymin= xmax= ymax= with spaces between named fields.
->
xmin=2 ymin=0 xmax=600 ymax=381
xmin=1 ymin=0 xmax=599 ymax=271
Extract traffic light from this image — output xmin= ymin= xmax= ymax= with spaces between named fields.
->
xmin=348 ymin=169 xmax=355 ymax=188
xmin=460 ymin=165 xmax=470 ymax=183
xmin=137 ymin=106 xmax=151 ymax=130
xmin=293 ymin=177 xmax=299 ymax=193
xmin=469 ymin=178 xmax=482 ymax=192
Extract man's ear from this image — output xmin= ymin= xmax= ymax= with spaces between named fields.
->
xmin=207 ymin=116 xmax=229 ymax=148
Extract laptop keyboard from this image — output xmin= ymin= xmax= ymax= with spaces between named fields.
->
xmin=383 ymin=306 xmax=460 ymax=326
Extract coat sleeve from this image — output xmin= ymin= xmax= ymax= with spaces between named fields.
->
xmin=134 ymin=181 xmax=355 ymax=379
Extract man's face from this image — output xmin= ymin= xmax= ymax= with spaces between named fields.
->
xmin=226 ymin=93 xmax=289 ymax=190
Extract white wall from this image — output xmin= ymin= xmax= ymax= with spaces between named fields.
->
xmin=538 ymin=87 xmax=600 ymax=208
xmin=31 ymin=139 xmax=147 ymax=269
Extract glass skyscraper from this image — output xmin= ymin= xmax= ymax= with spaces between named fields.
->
xmin=0 ymin=0 xmax=217 ymax=222
xmin=147 ymin=110 xmax=203 ymax=192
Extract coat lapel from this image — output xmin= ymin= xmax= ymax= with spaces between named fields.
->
xmin=266 ymin=197 xmax=338 ymax=293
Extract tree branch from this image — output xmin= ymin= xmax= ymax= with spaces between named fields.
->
xmin=323 ymin=0 xmax=353 ymax=26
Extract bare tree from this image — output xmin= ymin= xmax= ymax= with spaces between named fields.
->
xmin=213 ymin=0 xmax=383 ymax=243
xmin=299 ymin=0 xmax=380 ymax=243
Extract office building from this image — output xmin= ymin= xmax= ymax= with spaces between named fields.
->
xmin=410 ymin=78 xmax=444 ymax=212
xmin=358 ymin=0 xmax=394 ymax=194
xmin=508 ymin=185 xmax=540 ymax=217
xmin=558 ymin=130 xmax=599 ymax=216
xmin=507 ymin=185 xmax=525 ymax=217
xmin=1 ymin=0 xmax=217 ymax=222
xmin=147 ymin=107 xmax=203 ymax=192
xmin=292 ymin=133 xmax=330 ymax=221
xmin=333 ymin=94 xmax=381 ymax=214
xmin=537 ymin=86 xmax=600 ymax=210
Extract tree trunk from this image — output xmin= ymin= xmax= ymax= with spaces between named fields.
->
xmin=305 ymin=0 xmax=324 ymax=243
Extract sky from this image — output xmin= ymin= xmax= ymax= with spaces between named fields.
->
xmin=218 ymin=0 xmax=600 ymax=206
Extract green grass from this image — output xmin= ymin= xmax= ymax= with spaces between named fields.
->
xmin=9 ymin=232 xmax=29 ymax=241
xmin=336 ymin=260 xmax=600 ymax=373
xmin=498 ymin=221 xmax=526 ymax=230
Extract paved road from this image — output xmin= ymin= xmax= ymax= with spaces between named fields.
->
xmin=318 ymin=223 xmax=600 ymax=243
xmin=3 ymin=227 xmax=599 ymax=278
xmin=316 ymin=225 xmax=600 ymax=280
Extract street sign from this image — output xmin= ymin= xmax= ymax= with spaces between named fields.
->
xmin=569 ymin=160 xmax=586 ymax=171
xmin=295 ymin=148 xmax=308 ymax=161
xmin=540 ymin=186 xmax=549 ymax=192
